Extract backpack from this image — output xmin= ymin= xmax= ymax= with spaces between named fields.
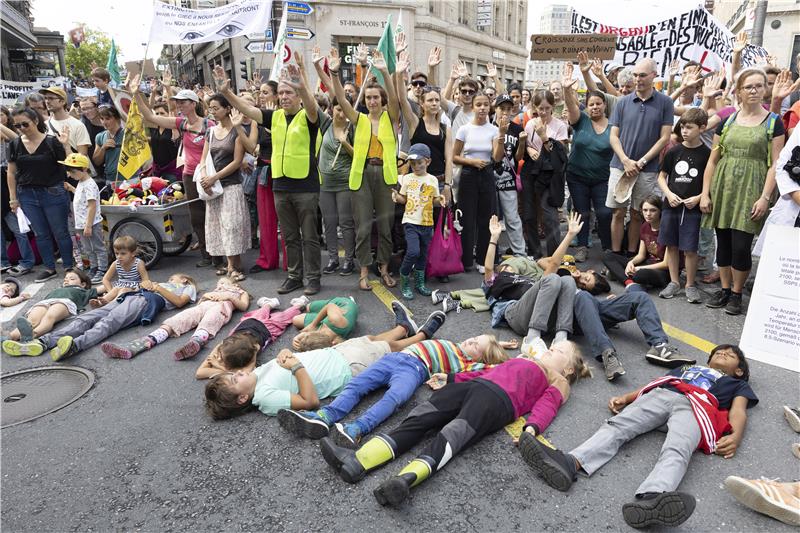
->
xmin=719 ymin=110 xmax=778 ymax=166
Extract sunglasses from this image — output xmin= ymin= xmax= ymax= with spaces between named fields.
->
xmin=411 ymin=80 xmax=426 ymax=87
xmin=460 ymin=89 xmax=476 ymax=95
xmin=13 ymin=122 xmax=30 ymax=129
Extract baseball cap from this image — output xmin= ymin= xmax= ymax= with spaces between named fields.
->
xmin=407 ymin=143 xmax=431 ymax=160
xmin=170 ymin=89 xmax=200 ymax=103
xmin=59 ymin=153 xmax=91 ymax=169
xmin=3 ymin=276 xmax=21 ymax=297
xmin=39 ymin=86 xmax=67 ymax=100
xmin=494 ymin=94 xmax=513 ymax=107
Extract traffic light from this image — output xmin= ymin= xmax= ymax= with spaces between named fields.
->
xmin=240 ymin=60 xmax=249 ymax=80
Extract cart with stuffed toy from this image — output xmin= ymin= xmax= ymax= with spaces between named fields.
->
xmin=100 ymin=178 xmax=197 ymax=269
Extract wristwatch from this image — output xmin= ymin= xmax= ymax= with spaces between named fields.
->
xmin=290 ymin=362 xmax=305 ymax=375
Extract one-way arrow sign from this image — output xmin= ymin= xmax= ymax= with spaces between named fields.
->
xmin=286 ymin=26 xmax=315 ymax=40
xmin=286 ymin=1 xmax=314 ymax=15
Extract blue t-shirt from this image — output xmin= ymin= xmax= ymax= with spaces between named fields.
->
xmin=662 ymin=365 xmax=758 ymax=410
xmin=568 ymin=112 xmax=613 ymax=183
xmin=609 ymin=90 xmax=674 ymax=173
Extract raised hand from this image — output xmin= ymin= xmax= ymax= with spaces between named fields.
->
xmin=149 ymin=78 xmax=158 ymax=93
xmin=396 ymin=51 xmax=411 ymax=74
xmin=702 ymin=71 xmax=725 ymax=98
xmin=252 ymin=71 xmax=263 ymax=86
xmin=128 ymin=73 xmax=141 ymax=93
xmin=394 ymin=31 xmax=407 ymax=53
xmin=456 ymin=60 xmax=469 ymax=78
xmin=590 ymin=57 xmax=604 ymax=78
xmin=577 ymin=50 xmax=591 ymax=73
xmin=668 ymin=59 xmax=681 ymax=77
xmin=372 ymin=50 xmax=387 ymax=71
xmin=766 ymin=55 xmax=778 ymax=67
xmin=733 ymin=31 xmax=748 ymax=54
xmin=562 ymin=62 xmax=576 ymax=89
xmin=487 ymin=62 xmax=497 ymax=78
xmin=496 ymin=112 xmax=510 ymax=134
xmin=231 ymin=108 xmax=244 ymax=128
xmin=162 ymin=67 xmax=173 ymax=87
xmin=57 ymin=126 xmax=70 ymax=146
xmin=489 ymin=214 xmax=503 ymax=238
xmin=449 ymin=64 xmax=460 ymax=80
xmin=294 ymin=52 xmax=306 ymax=71
xmin=566 ymin=211 xmax=583 ymax=235
xmin=311 ymin=45 xmax=323 ymax=64
xmin=681 ymin=65 xmax=702 ymax=88
xmin=212 ymin=64 xmax=230 ymax=93
xmin=281 ymin=64 xmax=302 ymax=89
xmin=771 ymin=69 xmax=800 ymax=101
xmin=327 ymin=48 xmax=342 ymax=71
xmin=428 ymin=46 xmax=442 ymax=68
xmin=355 ymin=42 xmax=369 ymax=66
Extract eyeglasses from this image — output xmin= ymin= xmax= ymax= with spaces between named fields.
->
xmin=13 ymin=122 xmax=30 ymax=129
xmin=742 ymin=84 xmax=764 ymax=93
xmin=460 ymin=89 xmax=476 ymax=95
xmin=411 ymin=80 xmax=426 ymax=87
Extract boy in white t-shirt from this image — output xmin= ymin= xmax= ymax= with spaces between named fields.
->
xmin=392 ymin=143 xmax=446 ymax=300
xmin=61 ymin=154 xmax=107 ymax=285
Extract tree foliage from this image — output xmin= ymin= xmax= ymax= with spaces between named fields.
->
xmin=64 ymin=27 xmax=122 ymax=79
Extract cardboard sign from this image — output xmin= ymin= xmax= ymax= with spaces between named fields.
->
xmin=125 ymin=59 xmax=157 ymax=79
xmin=530 ymin=34 xmax=616 ymax=60
xmin=739 ymin=225 xmax=800 ymax=373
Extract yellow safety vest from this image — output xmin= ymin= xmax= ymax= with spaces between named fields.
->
xmin=271 ymin=109 xmax=311 ymax=179
xmin=349 ymin=111 xmax=397 ymax=190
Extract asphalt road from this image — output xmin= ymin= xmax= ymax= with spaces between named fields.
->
xmin=2 ymin=246 xmax=799 ymax=532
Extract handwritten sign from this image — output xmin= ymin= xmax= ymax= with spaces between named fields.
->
xmin=530 ymin=34 xmax=617 ymax=61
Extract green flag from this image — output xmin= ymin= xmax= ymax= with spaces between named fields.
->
xmin=372 ymin=15 xmax=395 ymax=85
xmin=106 ymin=38 xmax=121 ymax=87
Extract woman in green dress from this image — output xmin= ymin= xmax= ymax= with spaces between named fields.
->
xmin=700 ymin=67 xmax=785 ymax=315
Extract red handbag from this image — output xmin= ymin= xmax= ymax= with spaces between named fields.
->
xmin=426 ymin=208 xmax=464 ymax=277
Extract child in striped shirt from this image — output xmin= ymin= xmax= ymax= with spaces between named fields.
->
xmin=276 ymin=328 xmax=516 ymax=447
xmin=91 ymin=235 xmax=148 ymax=307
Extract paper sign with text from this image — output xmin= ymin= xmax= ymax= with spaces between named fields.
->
xmin=149 ymin=0 xmax=273 ymax=45
xmin=530 ymin=34 xmax=617 ymax=61
xmin=740 ymin=225 xmax=800 ymax=373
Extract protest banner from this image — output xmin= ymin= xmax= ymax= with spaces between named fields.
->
xmin=570 ymin=5 xmax=768 ymax=77
xmin=530 ymin=34 xmax=616 ymax=61
xmin=75 ymin=86 xmax=99 ymax=98
xmin=739 ymin=225 xmax=800 ymax=373
xmin=0 ymin=79 xmax=53 ymax=106
xmin=150 ymin=0 xmax=273 ymax=45
xmin=118 ymin=99 xmax=152 ymax=180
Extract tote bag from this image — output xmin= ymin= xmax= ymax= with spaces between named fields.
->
xmin=194 ymin=143 xmax=223 ymax=200
xmin=426 ymin=208 xmax=464 ymax=277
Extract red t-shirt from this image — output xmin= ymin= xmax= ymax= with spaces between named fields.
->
xmin=639 ymin=222 xmax=665 ymax=264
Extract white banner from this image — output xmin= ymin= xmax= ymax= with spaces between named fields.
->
xmin=149 ymin=0 xmax=273 ymax=45
xmin=0 ymin=79 xmax=54 ymax=106
xmin=570 ymin=4 xmax=768 ymax=78
xmin=740 ymin=225 xmax=800 ymax=373
xmin=76 ymin=86 xmax=99 ymax=98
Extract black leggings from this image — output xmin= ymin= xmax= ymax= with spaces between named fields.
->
xmin=602 ymin=250 xmax=671 ymax=289
xmin=715 ymin=228 xmax=754 ymax=271
xmin=457 ymin=166 xmax=497 ymax=269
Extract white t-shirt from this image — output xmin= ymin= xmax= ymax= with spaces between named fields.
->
xmin=525 ymin=117 xmax=569 ymax=152
xmin=47 ymin=115 xmax=91 ymax=151
xmin=72 ymin=178 xmax=102 ymax=229
xmin=399 ymin=172 xmax=440 ymax=226
xmin=456 ymin=121 xmax=498 ymax=161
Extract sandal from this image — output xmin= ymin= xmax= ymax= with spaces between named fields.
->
xmin=230 ymin=270 xmax=246 ymax=282
xmin=215 ymin=267 xmax=229 ymax=276
xmin=359 ymin=275 xmax=373 ymax=291
xmin=380 ymin=271 xmax=396 ymax=288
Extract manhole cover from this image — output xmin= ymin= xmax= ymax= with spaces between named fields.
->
xmin=1 ymin=366 xmax=94 ymax=429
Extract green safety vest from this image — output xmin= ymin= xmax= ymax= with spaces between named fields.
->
xmin=349 ymin=111 xmax=398 ymax=190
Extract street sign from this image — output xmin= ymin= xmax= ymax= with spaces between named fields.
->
xmin=246 ymin=41 xmax=273 ymax=53
xmin=286 ymin=1 xmax=314 ymax=15
xmin=286 ymin=26 xmax=315 ymax=40
xmin=283 ymin=44 xmax=292 ymax=63
xmin=247 ymin=28 xmax=272 ymax=41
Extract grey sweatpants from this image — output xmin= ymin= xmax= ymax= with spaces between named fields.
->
xmin=79 ymin=222 xmax=108 ymax=272
xmin=319 ymin=190 xmax=355 ymax=261
xmin=503 ymin=274 xmax=576 ymax=335
xmin=497 ymin=189 xmax=526 ymax=256
xmin=571 ymin=388 xmax=701 ymax=496
xmin=39 ymin=295 xmax=148 ymax=354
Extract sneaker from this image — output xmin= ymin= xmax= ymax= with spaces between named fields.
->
xmin=724 ymin=292 xmax=743 ymax=315
xmin=573 ymin=246 xmax=588 ymax=263
xmin=15 ymin=317 xmax=34 ymax=342
xmin=2 ymin=339 xmax=45 ymax=357
xmin=7 ymin=265 xmax=32 ymax=276
xmin=34 ymin=269 xmax=58 ymax=283
xmin=322 ymin=258 xmax=340 ymax=275
xmin=256 ymin=297 xmax=280 ymax=309
xmin=476 ymin=265 xmax=485 ymax=274
xmin=90 ymin=272 xmax=104 ymax=285
xmin=50 ymin=336 xmax=77 ymax=361
xmin=622 ymin=491 xmax=696 ymax=529
xmin=303 ymin=278 xmax=321 ymax=295
xmin=276 ymin=409 xmax=331 ymax=439
xmin=706 ymin=289 xmax=730 ymax=308
xmin=331 ymin=422 xmax=363 ymax=449
xmin=392 ymin=301 xmax=418 ymax=336
xmin=659 ymin=281 xmax=681 ymax=299
xmin=290 ymin=295 xmax=310 ymax=308
xmin=339 ymin=259 xmax=355 ymax=276
xmin=431 ymin=289 xmax=447 ymax=305
xmin=277 ymin=277 xmax=304 ymax=295
xmin=784 ymin=406 xmax=800 ymax=433
xmin=442 ymin=295 xmax=461 ymax=314
xmin=601 ymin=349 xmax=626 ymax=381
xmin=418 ymin=310 xmax=446 ymax=339
xmin=724 ymin=476 xmax=800 ymax=527
xmin=685 ymin=285 xmax=702 ymax=304
xmin=645 ymin=344 xmax=696 ymax=368
xmin=518 ymin=431 xmax=577 ymax=492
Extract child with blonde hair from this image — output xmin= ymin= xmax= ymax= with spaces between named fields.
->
xmin=91 ymin=235 xmax=148 ymax=307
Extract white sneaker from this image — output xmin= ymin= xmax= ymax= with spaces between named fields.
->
xmin=290 ymin=295 xmax=310 ymax=308
xmin=477 ymin=265 xmax=485 ymax=274
xmin=257 ymin=297 xmax=280 ymax=309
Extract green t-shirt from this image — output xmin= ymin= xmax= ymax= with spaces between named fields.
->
xmin=251 ymin=348 xmax=352 ymax=415
xmin=45 ymin=286 xmax=98 ymax=312
xmin=303 ymin=297 xmax=358 ymax=338
xmin=318 ymin=115 xmax=353 ymax=192
xmin=567 ymin=112 xmax=613 ymax=184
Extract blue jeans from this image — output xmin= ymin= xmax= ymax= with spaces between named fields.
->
xmin=567 ymin=176 xmax=612 ymax=250
xmin=320 ymin=352 xmax=428 ymax=434
xmin=17 ymin=185 xmax=73 ymax=270
xmin=1 ymin=211 xmax=35 ymax=269
xmin=400 ymin=223 xmax=433 ymax=275
xmin=573 ymin=284 xmax=668 ymax=360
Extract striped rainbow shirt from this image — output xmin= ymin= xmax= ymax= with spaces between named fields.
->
xmin=402 ymin=340 xmax=490 ymax=377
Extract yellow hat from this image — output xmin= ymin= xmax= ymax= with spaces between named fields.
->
xmin=39 ymin=86 xmax=67 ymax=101
xmin=59 ymin=153 xmax=91 ymax=169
